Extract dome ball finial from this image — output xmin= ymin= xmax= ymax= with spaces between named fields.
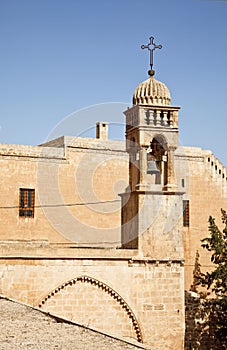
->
xmin=148 ymin=69 xmax=155 ymax=77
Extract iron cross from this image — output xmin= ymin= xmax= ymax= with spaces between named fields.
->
xmin=141 ymin=36 xmax=162 ymax=70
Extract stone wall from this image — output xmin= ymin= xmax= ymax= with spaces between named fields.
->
xmin=0 ymin=297 xmax=149 ymax=350
xmin=0 ymin=256 xmax=185 ymax=350
xmin=1 ymin=138 xmax=227 ymax=349
xmin=175 ymin=147 xmax=227 ymax=289
xmin=1 ymin=139 xmax=226 ymax=275
xmin=0 ymin=138 xmax=128 ymax=247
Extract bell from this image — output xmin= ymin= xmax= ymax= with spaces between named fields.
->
xmin=147 ymin=160 xmax=160 ymax=174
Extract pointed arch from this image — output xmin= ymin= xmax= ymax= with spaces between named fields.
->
xmin=37 ymin=275 xmax=143 ymax=343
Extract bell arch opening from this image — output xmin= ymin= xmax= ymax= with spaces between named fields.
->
xmin=147 ymin=134 xmax=168 ymax=185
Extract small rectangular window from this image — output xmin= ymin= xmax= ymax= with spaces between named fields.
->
xmin=183 ymin=200 xmax=189 ymax=227
xmin=19 ymin=188 xmax=35 ymax=218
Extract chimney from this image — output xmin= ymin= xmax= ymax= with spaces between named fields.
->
xmin=96 ymin=122 xmax=109 ymax=141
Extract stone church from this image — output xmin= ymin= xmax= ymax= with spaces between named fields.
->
xmin=0 ymin=39 xmax=226 ymax=350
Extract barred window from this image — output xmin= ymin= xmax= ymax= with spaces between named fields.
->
xmin=183 ymin=200 xmax=189 ymax=227
xmin=19 ymin=189 xmax=35 ymax=218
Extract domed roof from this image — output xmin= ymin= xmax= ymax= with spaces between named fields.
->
xmin=133 ymin=76 xmax=171 ymax=106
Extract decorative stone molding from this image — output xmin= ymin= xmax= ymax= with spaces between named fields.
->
xmin=127 ymin=258 xmax=184 ymax=267
xmin=133 ymin=76 xmax=171 ymax=106
xmin=37 ymin=275 xmax=143 ymax=343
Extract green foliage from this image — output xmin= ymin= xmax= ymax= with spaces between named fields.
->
xmin=190 ymin=250 xmax=201 ymax=293
xmin=200 ymin=209 xmax=227 ymax=295
xmin=198 ymin=209 xmax=227 ymax=345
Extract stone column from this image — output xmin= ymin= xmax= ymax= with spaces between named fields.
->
xmin=164 ymin=146 xmax=177 ymax=191
xmin=129 ymin=153 xmax=134 ymax=189
xmin=156 ymin=110 xmax=161 ymax=126
xmin=169 ymin=112 xmax=174 ymax=127
xmin=163 ymin=111 xmax=168 ymax=126
xmin=172 ymin=110 xmax=179 ymax=128
xmin=135 ymin=147 xmax=148 ymax=191
xmin=139 ymin=147 xmax=147 ymax=184
xmin=161 ymin=154 xmax=167 ymax=186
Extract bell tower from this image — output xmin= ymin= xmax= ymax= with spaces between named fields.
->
xmin=121 ymin=37 xmax=184 ymax=260
xmin=125 ymin=87 xmax=180 ymax=192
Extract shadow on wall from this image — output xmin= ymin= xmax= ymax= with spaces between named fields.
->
xmin=184 ymin=291 xmax=227 ymax=350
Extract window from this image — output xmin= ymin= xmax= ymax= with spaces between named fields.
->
xmin=183 ymin=200 xmax=189 ymax=227
xmin=19 ymin=189 xmax=35 ymax=218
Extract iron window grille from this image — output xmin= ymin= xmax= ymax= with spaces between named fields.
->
xmin=183 ymin=200 xmax=190 ymax=227
xmin=19 ymin=188 xmax=35 ymax=218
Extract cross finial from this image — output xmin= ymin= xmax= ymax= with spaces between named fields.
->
xmin=141 ymin=36 xmax=162 ymax=76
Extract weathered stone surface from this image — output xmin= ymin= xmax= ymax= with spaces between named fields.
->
xmin=0 ymin=258 xmax=185 ymax=349
xmin=0 ymin=297 xmax=149 ymax=350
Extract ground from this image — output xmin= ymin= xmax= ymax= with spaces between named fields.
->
xmin=0 ymin=297 xmax=149 ymax=350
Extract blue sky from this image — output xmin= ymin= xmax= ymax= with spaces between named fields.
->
xmin=0 ymin=0 xmax=227 ymax=165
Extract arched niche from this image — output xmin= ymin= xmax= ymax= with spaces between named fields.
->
xmin=37 ymin=275 xmax=143 ymax=343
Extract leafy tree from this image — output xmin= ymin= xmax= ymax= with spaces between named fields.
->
xmin=190 ymin=250 xmax=201 ymax=293
xmin=199 ymin=208 xmax=227 ymax=344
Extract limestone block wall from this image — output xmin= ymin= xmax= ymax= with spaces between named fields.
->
xmin=0 ymin=138 xmax=128 ymax=247
xmin=121 ymin=191 xmax=138 ymax=249
xmin=0 ymin=255 xmax=185 ymax=350
xmin=175 ymin=147 xmax=227 ymax=290
xmin=0 ymin=143 xmax=65 ymax=158
xmin=137 ymin=193 xmax=184 ymax=259
xmin=121 ymin=191 xmax=184 ymax=260
xmin=0 ymin=297 xmax=149 ymax=350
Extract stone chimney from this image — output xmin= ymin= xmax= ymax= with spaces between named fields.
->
xmin=96 ymin=122 xmax=109 ymax=141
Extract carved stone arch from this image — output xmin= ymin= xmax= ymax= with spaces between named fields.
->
xmin=149 ymin=133 xmax=167 ymax=162
xmin=151 ymin=133 xmax=168 ymax=152
xmin=37 ymin=275 xmax=143 ymax=343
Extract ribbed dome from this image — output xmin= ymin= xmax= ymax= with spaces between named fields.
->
xmin=133 ymin=76 xmax=171 ymax=106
